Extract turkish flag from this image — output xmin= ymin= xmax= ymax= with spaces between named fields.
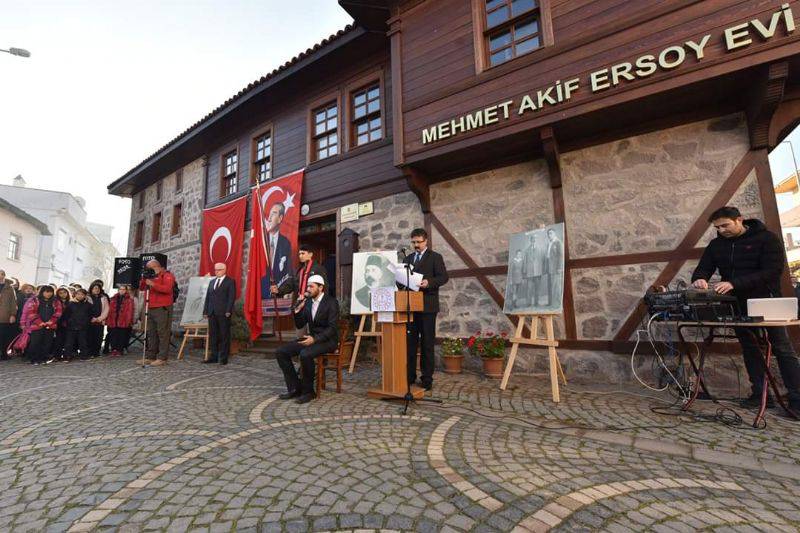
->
xmin=199 ymin=195 xmax=247 ymax=295
xmin=245 ymin=169 xmax=305 ymax=340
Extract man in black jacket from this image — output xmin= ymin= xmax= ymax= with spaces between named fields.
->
xmin=692 ymin=206 xmax=800 ymax=411
xmin=274 ymin=244 xmax=328 ymax=300
xmin=275 ymin=275 xmax=339 ymax=404
xmin=403 ymin=228 xmax=449 ymax=391
xmin=203 ymin=263 xmax=236 ymax=365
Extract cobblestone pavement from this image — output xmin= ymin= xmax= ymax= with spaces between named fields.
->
xmin=1 ymin=354 xmax=800 ymax=532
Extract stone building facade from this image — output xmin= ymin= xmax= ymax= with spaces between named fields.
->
xmin=128 ymin=157 xmax=206 ymax=326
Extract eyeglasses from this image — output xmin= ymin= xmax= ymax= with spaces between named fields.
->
xmin=411 ymin=240 xmax=426 ymax=244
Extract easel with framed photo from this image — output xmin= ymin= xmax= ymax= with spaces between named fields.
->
xmin=348 ymin=314 xmax=382 ymax=373
xmin=500 ymin=313 xmax=566 ymax=402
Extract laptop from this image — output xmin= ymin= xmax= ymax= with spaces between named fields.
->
xmin=747 ymin=298 xmax=798 ymax=321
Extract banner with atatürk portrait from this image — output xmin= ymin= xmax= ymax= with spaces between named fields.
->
xmin=199 ymin=195 xmax=248 ymax=294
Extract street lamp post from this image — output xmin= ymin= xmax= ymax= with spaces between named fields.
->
xmin=0 ymin=47 xmax=31 ymax=58
xmin=781 ymin=140 xmax=800 ymax=189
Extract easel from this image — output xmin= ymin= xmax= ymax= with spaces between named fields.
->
xmin=348 ymin=314 xmax=382 ymax=373
xmin=177 ymin=323 xmax=209 ymax=362
xmin=500 ymin=314 xmax=566 ymax=402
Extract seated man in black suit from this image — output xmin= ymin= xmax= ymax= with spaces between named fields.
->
xmin=275 ymin=274 xmax=339 ymax=404
xmin=203 ymin=262 xmax=236 ymax=365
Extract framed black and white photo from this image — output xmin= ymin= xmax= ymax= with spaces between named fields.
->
xmin=503 ymin=223 xmax=565 ymax=315
xmin=350 ymin=251 xmax=397 ymax=315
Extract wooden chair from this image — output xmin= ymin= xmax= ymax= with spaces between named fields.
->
xmin=316 ymin=320 xmax=354 ymax=397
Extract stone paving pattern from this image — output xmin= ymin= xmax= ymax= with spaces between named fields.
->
xmin=1 ymin=353 xmax=800 ymax=532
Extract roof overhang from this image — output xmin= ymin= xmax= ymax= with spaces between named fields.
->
xmin=338 ymin=1 xmax=391 ymax=31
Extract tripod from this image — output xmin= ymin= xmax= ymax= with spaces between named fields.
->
xmin=140 ymin=287 xmax=150 ymax=368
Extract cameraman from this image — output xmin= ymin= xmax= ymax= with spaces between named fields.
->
xmin=138 ymin=259 xmax=176 ymax=366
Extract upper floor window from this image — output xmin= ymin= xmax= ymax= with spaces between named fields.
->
xmin=352 ymin=83 xmax=382 ymax=147
xmin=221 ymin=150 xmax=238 ymax=197
xmin=485 ymin=0 xmax=542 ymax=67
xmin=171 ymin=203 xmax=182 ymax=236
xmin=57 ymin=229 xmax=68 ymax=251
xmin=175 ymin=168 xmax=183 ymax=192
xmin=312 ymin=102 xmax=338 ymax=161
xmin=151 ymin=211 xmax=162 ymax=243
xmin=156 ymin=181 xmax=163 ymax=202
xmin=134 ymin=220 xmax=144 ymax=249
xmin=8 ymin=233 xmax=20 ymax=261
xmin=137 ymin=192 xmax=144 ymax=211
xmin=253 ymin=132 xmax=272 ymax=183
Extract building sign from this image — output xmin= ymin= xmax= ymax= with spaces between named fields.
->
xmin=421 ymin=4 xmax=797 ymax=145
xmin=358 ymin=201 xmax=374 ymax=217
xmin=340 ymin=203 xmax=359 ymax=222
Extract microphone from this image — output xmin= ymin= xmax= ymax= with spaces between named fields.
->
xmin=398 ymin=247 xmax=408 ymax=261
xmin=303 ymin=290 xmax=311 ymax=300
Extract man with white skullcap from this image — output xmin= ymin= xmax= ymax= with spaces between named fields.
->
xmin=275 ymin=274 xmax=339 ymax=403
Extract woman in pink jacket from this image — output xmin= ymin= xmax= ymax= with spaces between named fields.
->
xmin=23 ymin=285 xmax=63 ymax=365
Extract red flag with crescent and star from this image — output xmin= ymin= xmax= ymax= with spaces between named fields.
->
xmin=199 ymin=195 xmax=248 ymax=295
xmin=245 ymin=169 xmax=305 ymax=340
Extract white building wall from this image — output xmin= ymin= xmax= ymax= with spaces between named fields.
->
xmin=0 ymin=208 xmax=43 ymax=282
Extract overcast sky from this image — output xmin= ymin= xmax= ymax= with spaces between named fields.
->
xmin=0 ymin=1 xmax=352 ymax=252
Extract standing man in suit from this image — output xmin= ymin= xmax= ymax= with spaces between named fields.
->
xmin=261 ymin=203 xmax=293 ymax=297
xmin=404 ymin=228 xmax=449 ymax=391
xmin=203 ymin=262 xmax=236 ymax=365
xmin=275 ymin=275 xmax=339 ymax=404
xmin=523 ymin=233 xmax=546 ymax=307
xmin=545 ymin=228 xmax=564 ymax=307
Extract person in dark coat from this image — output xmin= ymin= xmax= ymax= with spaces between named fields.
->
xmin=52 ymin=287 xmax=72 ymax=361
xmin=22 ymin=286 xmax=63 ymax=365
xmin=275 ymin=275 xmax=339 ymax=404
xmin=0 ymin=270 xmax=18 ymax=360
xmin=203 ymin=263 xmax=237 ymax=365
xmin=87 ymin=282 xmax=109 ymax=358
xmin=275 ymin=244 xmax=328 ymax=301
xmin=63 ymin=289 xmax=92 ymax=361
xmin=107 ymin=285 xmax=135 ymax=355
xmin=403 ymin=228 xmax=449 ymax=391
xmin=692 ymin=206 xmax=800 ymax=412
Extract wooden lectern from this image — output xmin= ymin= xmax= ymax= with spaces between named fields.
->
xmin=367 ymin=291 xmax=426 ymax=400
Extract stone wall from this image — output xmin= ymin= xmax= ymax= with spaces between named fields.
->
xmin=128 ymin=157 xmax=205 ymax=329
xmin=342 ymin=191 xmax=424 ymax=252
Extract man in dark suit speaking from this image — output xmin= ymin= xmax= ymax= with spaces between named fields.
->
xmin=275 ymin=274 xmax=339 ymax=404
xmin=203 ymin=262 xmax=236 ymax=365
xmin=404 ymin=228 xmax=449 ymax=391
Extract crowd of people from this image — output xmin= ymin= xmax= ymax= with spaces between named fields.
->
xmin=0 ymin=269 xmax=142 ymax=365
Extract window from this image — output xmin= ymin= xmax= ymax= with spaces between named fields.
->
xmin=156 ymin=181 xmax=163 ymax=202
xmin=8 ymin=233 xmax=20 ymax=261
xmin=57 ymin=229 xmax=68 ymax=251
xmin=151 ymin=212 xmax=162 ymax=243
xmin=171 ymin=203 xmax=182 ymax=236
xmin=175 ymin=168 xmax=183 ymax=192
xmin=312 ymin=102 xmax=338 ymax=161
xmin=252 ymin=132 xmax=272 ymax=183
xmin=352 ymin=83 xmax=382 ymax=147
xmin=484 ymin=0 xmax=543 ymax=67
xmin=221 ymin=150 xmax=238 ymax=197
xmin=134 ymin=220 xmax=144 ymax=249
xmin=137 ymin=192 xmax=144 ymax=211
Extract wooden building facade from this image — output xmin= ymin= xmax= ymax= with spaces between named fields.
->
xmin=111 ymin=1 xmax=800 ymax=380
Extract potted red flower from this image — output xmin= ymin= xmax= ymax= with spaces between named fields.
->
xmin=467 ymin=331 xmax=507 ymax=378
xmin=441 ymin=337 xmax=464 ymax=374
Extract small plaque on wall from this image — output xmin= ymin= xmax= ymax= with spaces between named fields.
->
xmin=358 ymin=201 xmax=374 ymax=217
xmin=340 ymin=203 xmax=359 ymax=223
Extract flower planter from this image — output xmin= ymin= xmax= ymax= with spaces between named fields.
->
xmin=230 ymin=339 xmax=243 ymax=356
xmin=482 ymin=357 xmax=504 ymax=379
xmin=442 ymin=354 xmax=464 ymax=374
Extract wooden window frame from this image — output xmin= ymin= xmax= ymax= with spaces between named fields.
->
xmin=8 ymin=233 xmax=20 ymax=261
xmin=472 ymin=0 xmax=554 ymax=74
xmin=155 ymin=181 xmax=163 ymax=203
xmin=151 ymin=211 xmax=162 ymax=244
xmin=219 ymin=146 xmax=239 ymax=199
xmin=250 ymin=123 xmax=274 ymax=185
xmin=344 ymin=69 xmax=386 ymax=151
xmin=307 ymin=91 xmax=341 ymax=164
xmin=134 ymin=220 xmax=144 ymax=250
xmin=137 ymin=192 xmax=145 ymax=211
xmin=175 ymin=168 xmax=183 ymax=192
xmin=171 ymin=203 xmax=182 ymax=237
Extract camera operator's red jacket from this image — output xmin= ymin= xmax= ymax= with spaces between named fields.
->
xmin=139 ymin=270 xmax=176 ymax=308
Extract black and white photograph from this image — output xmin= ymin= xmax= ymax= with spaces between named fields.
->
xmin=350 ymin=251 xmax=397 ymax=315
xmin=503 ymin=223 xmax=565 ymax=315
xmin=179 ymin=276 xmax=213 ymax=325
